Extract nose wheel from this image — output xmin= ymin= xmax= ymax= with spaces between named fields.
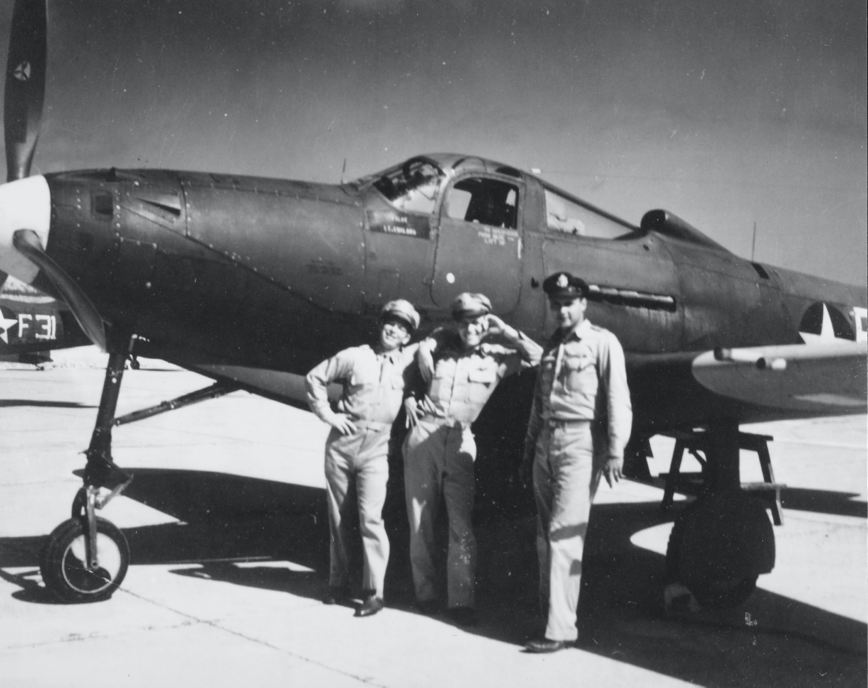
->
xmin=39 ymin=349 xmax=134 ymax=603
xmin=39 ymin=516 xmax=130 ymax=603
xmin=39 ymin=342 xmax=238 ymax=603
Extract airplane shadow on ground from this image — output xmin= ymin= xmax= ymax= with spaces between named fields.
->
xmin=0 ymin=468 xmax=864 ymax=687
xmin=658 ymin=472 xmax=868 ymax=519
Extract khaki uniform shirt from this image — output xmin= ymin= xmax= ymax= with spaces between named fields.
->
xmin=417 ymin=329 xmax=542 ymax=425
xmin=523 ymin=318 xmax=632 ymax=461
xmin=306 ymin=344 xmax=418 ymax=426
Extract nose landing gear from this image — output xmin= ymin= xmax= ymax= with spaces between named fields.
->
xmin=38 ymin=341 xmax=240 ymax=602
xmin=39 ymin=349 xmax=134 ymax=602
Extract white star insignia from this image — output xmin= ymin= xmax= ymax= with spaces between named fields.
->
xmin=799 ymin=303 xmax=844 ymax=344
xmin=0 ymin=309 xmax=18 ymax=344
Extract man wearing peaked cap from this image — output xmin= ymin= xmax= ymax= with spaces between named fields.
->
xmin=542 ymin=271 xmax=588 ymax=299
xmin=450 ymin=292 xmax=492 ymax=320
xmin=521 ymin=271 xmax=632 ymax=653
xmin=402 ymin=292 xmax=542 ymax=627
xmin=305 ymin=299 xmax=421 ymax=618
xmin=382 ymin=299 xmax=421 ymax=331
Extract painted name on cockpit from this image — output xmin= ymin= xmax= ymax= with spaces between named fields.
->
xmin=476 ymin=226 xmax=518 ymax=247
xmin=367 ymin=210 xmax=431 ymax=240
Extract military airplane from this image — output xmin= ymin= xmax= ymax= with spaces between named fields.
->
xmin=0 ymin=0 xmax=865 ymax=606
xmin=0 ymin=272 xmax=90 ymax=365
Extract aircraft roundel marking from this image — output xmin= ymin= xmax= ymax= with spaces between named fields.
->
xmin=13 ymin=61 xmax=31 ymax=82
xmin=798 ymin=302 xmax=854 ymax=344
xmin=0 ymin=307 xmax=18 ymax=344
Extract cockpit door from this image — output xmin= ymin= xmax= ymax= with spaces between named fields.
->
xmin=430 ymin=174 xmax=523 ymax=313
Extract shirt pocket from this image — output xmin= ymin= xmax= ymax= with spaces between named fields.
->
xmin=429 ymin=359 xmax=455 ymax=401
xmin=349 ymin=369 xmax=376 ymax=394
xmin=563 ymin=355 xmax=597 ymax=396
xmin=466 ymin=365 xmax=499 ymax=405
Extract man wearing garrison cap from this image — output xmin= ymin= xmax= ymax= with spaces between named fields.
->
xmin=402 ymin=292 xmax=542 ymax=627
xmin=521 ymin=272 xmax=632 ymax=653
xmin=306 ymin=299 xmax=422 ymax=618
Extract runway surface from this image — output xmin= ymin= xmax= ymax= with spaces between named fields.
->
xmin=1 ymin=348 xmax=865 ymax=687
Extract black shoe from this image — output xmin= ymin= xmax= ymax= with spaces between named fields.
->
xmin=415 ymin=599 xmax=440 ymax=616
xmin=525 ymin=637 xmax=573 ymax=653
xmin=355 ymin=595 xmax=384 ymax=618
xmin=322 ymin=586 xmax=348 ymax=605
xmin=447 ymin=606 xmax=477 ymax=627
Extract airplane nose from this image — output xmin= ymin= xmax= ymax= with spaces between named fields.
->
xmin=0 ymin=175 xmax=51 ymax=283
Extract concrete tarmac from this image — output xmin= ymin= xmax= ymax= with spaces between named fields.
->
xmin=1 ymin=349 xmax=865 ymax=687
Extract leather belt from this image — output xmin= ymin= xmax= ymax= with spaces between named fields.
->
xmin=544 ymin=418 xmax=591 ymax=428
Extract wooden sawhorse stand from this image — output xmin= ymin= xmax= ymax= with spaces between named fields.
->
xmin=661 ymin=430 xmax=785 ymax=525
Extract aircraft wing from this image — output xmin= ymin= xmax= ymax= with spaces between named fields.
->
xmin=691 ymin=341 xmax=867 ymax=415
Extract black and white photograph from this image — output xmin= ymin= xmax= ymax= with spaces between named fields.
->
xmin=0 ymin=1 xmax=865 ymax=686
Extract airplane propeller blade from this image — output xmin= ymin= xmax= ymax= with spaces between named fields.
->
xmin=12 ymin=229 xmax=107 ymax=351
xmin=4 ymin=0 xmax=47 ymax=182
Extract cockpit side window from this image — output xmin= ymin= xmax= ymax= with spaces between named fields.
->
xmin=545 ymin=188 xmax=632 ymax=239
xmin=373 ymin=159 xmax=444 ymax=215
xmin=444 ymin=177 xmax=519 ymax=229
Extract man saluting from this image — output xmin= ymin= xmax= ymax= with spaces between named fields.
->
xmin=521 ymin=272 xmax=632 ymax=653
xmin=404 ymin=292 xmax=542 ymax=626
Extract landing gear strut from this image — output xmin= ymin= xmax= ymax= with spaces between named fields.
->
xmin=39 ymin=341 xmax=238 ymax=603
xmin=663 ymin=420 xmax=777 ymax=610
xmin=40 ymin=349 xmax=133 ymax=602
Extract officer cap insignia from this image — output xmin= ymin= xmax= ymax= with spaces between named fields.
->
xmin=543 ymin=272 xmax=588 ymax=298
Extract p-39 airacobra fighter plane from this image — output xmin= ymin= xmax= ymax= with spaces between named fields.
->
xmin=1 ymin=0 xmax=865 ymax=606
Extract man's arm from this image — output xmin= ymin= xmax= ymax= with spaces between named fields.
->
xmin=305 ymin=350 xmax=357 ymax=435
xmin=486 ymin=314 xmax=543 ymax=376
xmin=598 ymin=332 xmax=633 ymax=486
xmin=415 ymin=332 xmax=440 ymax=384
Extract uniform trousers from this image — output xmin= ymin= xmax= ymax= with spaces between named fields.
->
xmin=532 ymin=420 xmax=602 ymax=642
xmin=324 ymin=423 xmax=391 ymax=597
xmin=403 ymin=417 xmax=477 ymax=609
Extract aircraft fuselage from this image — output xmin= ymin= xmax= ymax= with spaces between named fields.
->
xmin=3 ymin=154 xmax=864 ymax=429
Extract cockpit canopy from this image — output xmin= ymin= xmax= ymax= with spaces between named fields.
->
xmin=369 ymin=158 xmax=444 ymax=215
xmin=355 ymin=154 xmax=638 ymax=239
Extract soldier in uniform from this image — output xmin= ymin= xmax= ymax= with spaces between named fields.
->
xmin=306 ymin=299 xmax=421 ymax=618
xmin=403 ymin=292 xmax=542 ymax=626
xmin=521 ymin=272 xmax=632 ymax=653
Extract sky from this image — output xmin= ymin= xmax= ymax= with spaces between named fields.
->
xmin=1 ymin=0 xmax=865 ymax=284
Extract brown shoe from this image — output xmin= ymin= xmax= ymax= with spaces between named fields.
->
xmin=355 ymin=595 xmax=384 ymax=617
xmin=525 ymin=637 xmax=572 ymax=653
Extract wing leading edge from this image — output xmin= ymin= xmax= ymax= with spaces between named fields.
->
xmin=692 ymin=341 xmax=867 ymax=414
